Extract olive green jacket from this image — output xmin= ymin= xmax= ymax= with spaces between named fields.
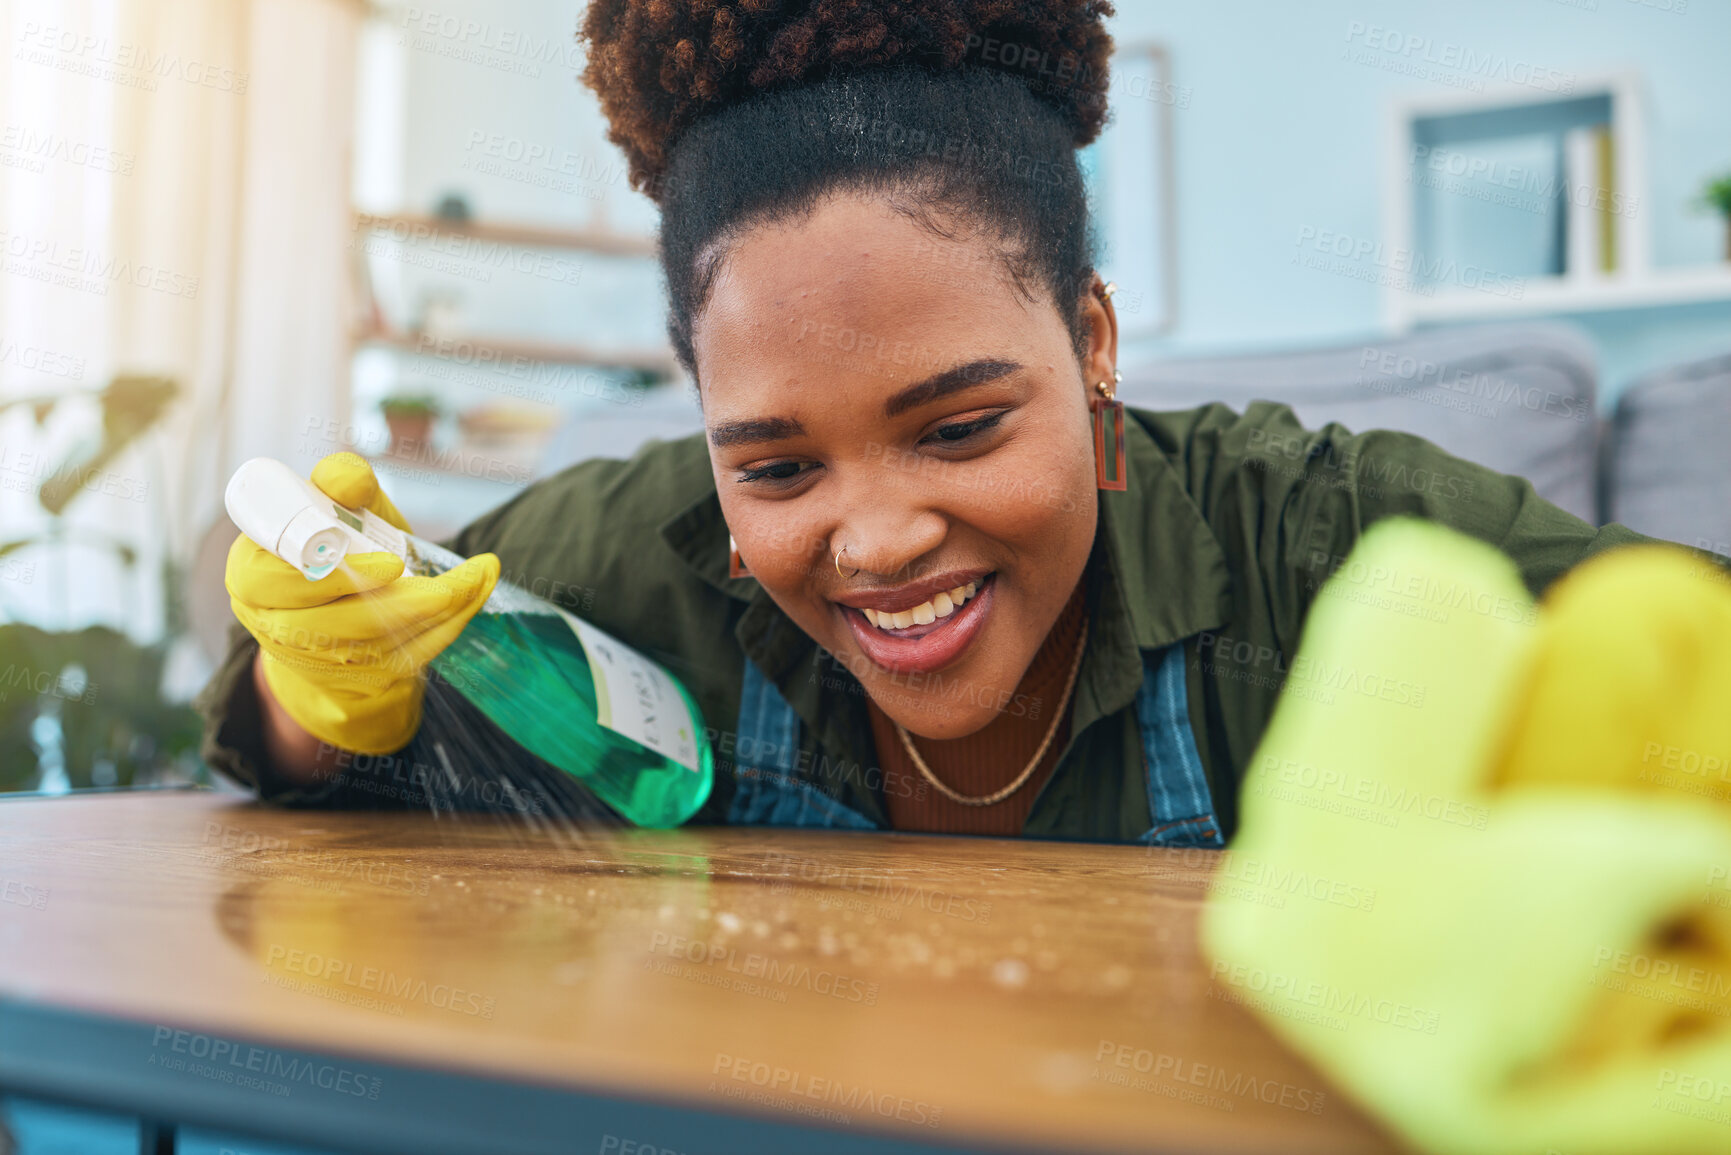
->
xmin=196 ymin=402 xmax=1670 ymax=840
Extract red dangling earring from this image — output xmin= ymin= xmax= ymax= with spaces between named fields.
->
xmin=728 ymin=533 xmax=754 ymax=580
xmin=1093 ymin=368 xmax=1126 ymax=490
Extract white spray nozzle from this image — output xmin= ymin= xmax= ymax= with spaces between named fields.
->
xmin=224 ymin=458 xmax=405 ymax=581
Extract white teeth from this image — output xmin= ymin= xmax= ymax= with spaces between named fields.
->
xmin=859 ymin=579 xmax=985 ymax=632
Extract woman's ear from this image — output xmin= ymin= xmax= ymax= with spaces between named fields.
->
xmin=1077 ymin=273 xmax=1120 ymax=394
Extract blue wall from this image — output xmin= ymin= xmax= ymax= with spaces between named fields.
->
xmin=1110 ymin=0 xmax=1731 ymax=403
xmin=381 ymin=0 xmax=1731 ymax=409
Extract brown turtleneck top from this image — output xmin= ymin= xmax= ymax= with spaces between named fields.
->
xmin=867 ymin=580 xmax=1089 ymax=836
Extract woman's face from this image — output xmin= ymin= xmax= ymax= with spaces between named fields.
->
xmin=692 ymin=194 xmax=1117 ymax=740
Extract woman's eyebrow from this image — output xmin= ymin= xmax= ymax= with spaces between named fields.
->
xmin=707 ymin=416 xmax=806 ymax=450
xmin=706 ymin=358 xmax=1022 ymax=449
xmin=883 ymin=358 xmax=1021 ymax=418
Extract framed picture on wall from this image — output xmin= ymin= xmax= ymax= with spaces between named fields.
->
xmin=1082 ymin=40 xmax=1181 ymax=337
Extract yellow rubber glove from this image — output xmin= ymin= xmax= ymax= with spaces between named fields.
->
xmin=1491 ymin=547 xmax=1731 ymax=1068
xmin=225 ymin=452 xmax=500 ymax=754
xmin=1201 ymin=518 xmax=1731 ymax=1155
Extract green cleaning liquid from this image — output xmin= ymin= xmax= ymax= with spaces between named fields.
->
xmin=222 ymin=457 xmax=712 ymax=828
xmin=406 ymin=535 xmax=714 ymax=828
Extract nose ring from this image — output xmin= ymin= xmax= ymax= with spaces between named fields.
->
xmin=835 ymin=546 xmax=860 ymax=579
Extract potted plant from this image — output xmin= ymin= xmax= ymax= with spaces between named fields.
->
xmin=1701 ymin=172 xmax=1731 ymax=262
xmin=380 ymin=394 xmax=440 ymax=455
xmin=0 ymin=374 xmax=206 ymax=794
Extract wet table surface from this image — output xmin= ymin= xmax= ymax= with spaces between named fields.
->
xmin=0 ymin=792 xmax=1404 ymax=1154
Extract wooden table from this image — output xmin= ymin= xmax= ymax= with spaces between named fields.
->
xmin=0 ymin=792 xmax=1403 ymax=1154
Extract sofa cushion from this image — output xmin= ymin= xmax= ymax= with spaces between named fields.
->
xmin=1608 ymin=352 xmax=1731 ymax=558
xmin=1118 ymin=323 xmax=1601 ymax=523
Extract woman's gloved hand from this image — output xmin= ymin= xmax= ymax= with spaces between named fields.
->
xmin=1203 ymin=518 xmax=1731 ymax=1155
xmin=1490 ymin=548 xmax=1731 ymax=1067
xmin=225 ymin=452 xmax=500 ymax=754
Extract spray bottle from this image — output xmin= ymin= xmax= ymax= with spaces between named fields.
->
xmin=224 ymin=457 xmax=713 ymax=827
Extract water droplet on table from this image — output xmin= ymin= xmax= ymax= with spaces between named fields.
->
xmin=992 ymin=958 xmax=1030 ymax=990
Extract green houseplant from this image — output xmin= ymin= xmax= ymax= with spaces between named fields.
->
xmin=1701 ymin=172 xmax=1731 ymax=262
xmin=380 ymin=393 xmax=440 ymax=455
xmin=0 ymin=374 xmax=204 ymax=793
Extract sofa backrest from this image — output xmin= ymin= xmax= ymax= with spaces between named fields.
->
xmin=534 ymin=383 xmax=706 ymax=478
xmin=1607 ymin=352 xmax=1731 ymax=558
xmin=1117 ymin=323 xmax=1601 ymax=524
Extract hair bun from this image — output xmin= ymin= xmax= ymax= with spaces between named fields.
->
xmin=581 ymin=0 xmax=1114 ymax=196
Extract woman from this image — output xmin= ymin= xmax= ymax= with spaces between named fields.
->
xmin=198 ymin=0 xmax=1656 ymax=844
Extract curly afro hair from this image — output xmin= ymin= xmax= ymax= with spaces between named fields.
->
xmin=581 ymin=0 xmax=1114 ymax=197
xmin=579 ymin=1 xmax=1116 ymax=379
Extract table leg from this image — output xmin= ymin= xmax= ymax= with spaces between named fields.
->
xmin=139 ymin=1119 xmax=175 ymax=1155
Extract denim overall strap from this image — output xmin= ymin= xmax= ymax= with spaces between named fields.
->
xmin=1134 ymin=641 xmax=1225 ymax=847
xmin=726 ymin=656 xmax=878 ymax=829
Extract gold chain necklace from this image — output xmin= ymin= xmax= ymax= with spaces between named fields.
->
xmin=893 ymin=617 xmax=1089 ymax=807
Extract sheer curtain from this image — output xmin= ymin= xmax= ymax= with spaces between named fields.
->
xmin=0 ymin=0 xmax=358 ymax=692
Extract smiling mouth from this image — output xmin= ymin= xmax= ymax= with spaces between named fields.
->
xmin=839 ymin=573 xmax=998 ymax=675
xmin=858 ymin=579 xmax=982 ymax=633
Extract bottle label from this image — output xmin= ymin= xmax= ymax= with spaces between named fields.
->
xmin=556 ymin=609 xmax=703 ymax=774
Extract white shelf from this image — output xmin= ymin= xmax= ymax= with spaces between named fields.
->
xmin=1399 ymin=266 xmax=1731 ymax=324
xmin=354 ymin=212 xmax=655 ymax=258
xmin=1381 ymin=71 xmax=1653 ymax=331
xmin=354 ymin=324 xmax=679 ymax=376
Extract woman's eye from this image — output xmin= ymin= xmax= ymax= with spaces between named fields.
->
xmin=738 ymin=460 xmax=814 ymax=485
xmin=928 ymin=410 xmax=1008 ymax=444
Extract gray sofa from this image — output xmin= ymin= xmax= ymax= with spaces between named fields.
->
xmin=536 ymin=383 xmax=706 ymax=473
xmin=1115 ymin=323 xmax=1601 ymax=524
xmin=534 ymin=322 xmax=1730 ymax=556
xmin=1606 ymin=352 xmax=1731 ymax=558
